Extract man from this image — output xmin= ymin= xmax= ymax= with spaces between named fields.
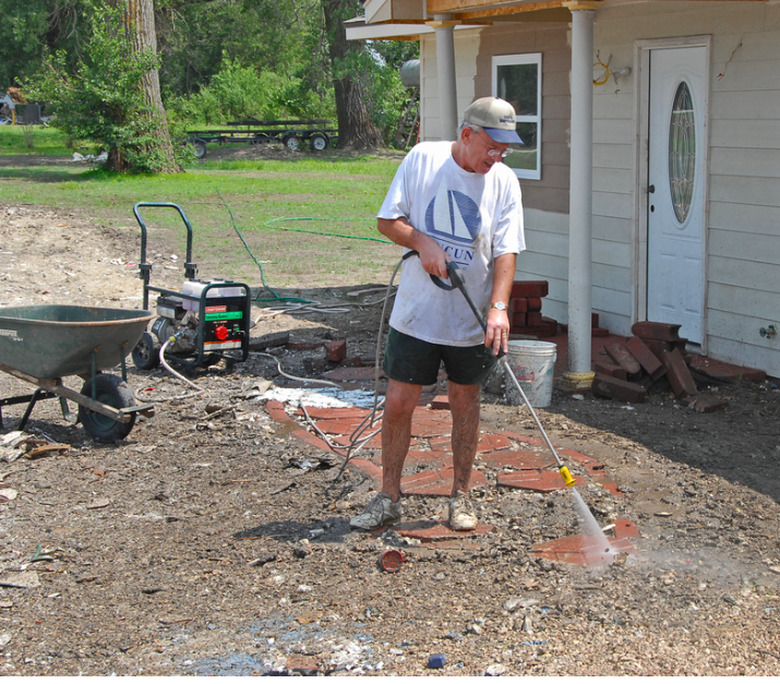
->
xmin=350 ymin=96 xmax=526 ymax=532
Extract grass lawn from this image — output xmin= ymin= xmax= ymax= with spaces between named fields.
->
xmin=0 ymin=127 xmax=407 ymax=290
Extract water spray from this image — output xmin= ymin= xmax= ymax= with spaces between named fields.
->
xmin=437 ymin=260 xmax=619 ymax=557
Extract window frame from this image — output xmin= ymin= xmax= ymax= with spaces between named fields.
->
xmin=492 ymin=52 xmax=542 ymax=181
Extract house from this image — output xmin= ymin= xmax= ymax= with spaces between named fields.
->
xmin=347 ymin=0 xmax=780 ymax=381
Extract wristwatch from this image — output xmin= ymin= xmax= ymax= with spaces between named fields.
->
xmin=489 ymin=302 xmax=507 ymax=311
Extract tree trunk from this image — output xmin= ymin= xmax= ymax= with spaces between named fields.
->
xmin=122 ymin=0 xmax=181 ymax=172
xmin=322 ymin=0 xmax=383 ymax=150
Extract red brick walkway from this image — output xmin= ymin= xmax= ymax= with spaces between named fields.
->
xmin=264 ymin=398 xmax=640 ymax=566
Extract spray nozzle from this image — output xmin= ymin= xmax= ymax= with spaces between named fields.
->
xmin=559 ymin=466 xmax=576 ymax=487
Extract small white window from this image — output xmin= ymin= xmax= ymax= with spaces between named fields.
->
xmin=492 ymin=53 xmax=542 ymax=180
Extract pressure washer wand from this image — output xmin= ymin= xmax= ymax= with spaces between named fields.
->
xmin=444 ymin=262 xmax=576 ymax=488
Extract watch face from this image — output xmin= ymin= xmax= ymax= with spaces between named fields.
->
xmin=492 ymin=302 xmax=507 ymax=311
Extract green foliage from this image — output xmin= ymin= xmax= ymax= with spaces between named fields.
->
xmin=157 ymin=0 xmax=328 ymax=97
xmin=0 ymin=0 xmax=87 ymax=88
xmin=371 ymin=40 xmax=419 ymax=70
xmin=166 ymin=55 xmax=334 ymax=125
xmin=158 ymin=0 xmax=414 ymax=146
xmin=325 ymin=38 xmax=417 ymax=147
xmin=25 ymin=1 xmax=181 ymax=173
xmin=4 ymin=0 xmax=420 ymax=150
xmin=0 ymin=151 xmax=406 ymax=287
xmin=361 ymin=55 xmax=410 ymax=147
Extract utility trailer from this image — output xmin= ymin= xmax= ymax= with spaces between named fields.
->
xmin=186 ymin=118 xmax=338 ymax=158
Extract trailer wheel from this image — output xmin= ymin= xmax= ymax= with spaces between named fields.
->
xmin=310 ymin=133 xmax=329 ymax=151
xmin=132 ymin=331 xmax=161 ymax=371
xmin=283 ymin=134 xmax=301 ymax=152
xmin=78 ymin=374 xmax=137 ymax=442
xmin=191 ymin=139 xmax=207 ymax=158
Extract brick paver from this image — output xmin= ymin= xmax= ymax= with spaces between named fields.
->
xmin=265 ymin=399 xmax=636 ymax=566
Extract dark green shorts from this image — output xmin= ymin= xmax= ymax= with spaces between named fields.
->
xmin=382 ymin=327 xmax=497 ymax=386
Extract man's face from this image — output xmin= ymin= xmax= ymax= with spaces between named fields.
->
xmin=460 ymin=127 xmax=510 ymax=174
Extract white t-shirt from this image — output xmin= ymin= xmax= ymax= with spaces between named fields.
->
xmin=378 ymin=140 xmax=525 ymax=346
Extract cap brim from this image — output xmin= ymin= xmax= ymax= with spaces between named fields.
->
xmin=483 ymin=127 xmax=524 ymax=145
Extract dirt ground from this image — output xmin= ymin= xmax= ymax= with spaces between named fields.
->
xmin=0 ymin=195 xmax=779 ymax=677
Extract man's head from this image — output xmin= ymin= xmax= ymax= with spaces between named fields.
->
xmin=453 ymin=97 xmax=523 ymax=174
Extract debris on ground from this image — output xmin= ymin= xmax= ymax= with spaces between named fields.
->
xmin=0 ymin=200 xmax=777 ymax=676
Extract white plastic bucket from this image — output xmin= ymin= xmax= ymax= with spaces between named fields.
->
xmin=505 ymin=340 xmax=557 ymax=408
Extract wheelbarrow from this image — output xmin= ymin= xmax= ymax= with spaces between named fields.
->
xmin=0 ymin=305 xmax=155 ymax=441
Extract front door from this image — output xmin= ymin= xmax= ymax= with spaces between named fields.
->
xmin=647 ymin=45 xmax=708 ymax=343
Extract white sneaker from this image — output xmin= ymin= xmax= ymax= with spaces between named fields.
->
xmin=349 ymin=493 xmax=402 ymax=530
xmin=448 ymin=490 xmax=478 ymax=531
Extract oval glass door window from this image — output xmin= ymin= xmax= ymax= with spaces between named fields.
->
xmin=668 ymin=81 xmax=695 ymax=225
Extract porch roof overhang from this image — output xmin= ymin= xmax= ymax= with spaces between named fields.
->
xmin=346 ymin=0 xmax=585 ymax=42
xmin=359 ymin=0 xmax=577 ymax=28
xmin=345 ymin=16 xmax=488 ymax=40
xmin=350 ymin=0 xmax=769 ymax=40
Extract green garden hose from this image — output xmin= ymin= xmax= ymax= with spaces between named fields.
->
xmin=217 ymin=192 xmax=391 ymax=305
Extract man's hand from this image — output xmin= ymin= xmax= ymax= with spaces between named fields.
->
xmin=485 ymin=307 xmax=510 ymax=356
xmin=378 ymin=217 xmax=449 ymax=279
xmin=417 ymin=239 xmax=449 ymax=280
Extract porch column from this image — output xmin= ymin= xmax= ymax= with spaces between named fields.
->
xmin=429 ymin=14 xmax=458 ymax=140
xmin=563 ymin=2 xmax=598 ymax=389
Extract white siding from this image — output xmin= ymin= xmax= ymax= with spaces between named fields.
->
xmin=515 ymin=207 xmax=570 ymax=323
xmin=593 ymin=0 xmax=780 ymax=376
xmin=706 ymin=5 xmax=780 ymax=375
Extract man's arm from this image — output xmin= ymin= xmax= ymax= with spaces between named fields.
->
xmin=378 ymin=217 xmax=449 ymax=280
xmin=485 ymin=252 xmax=516 ymax=355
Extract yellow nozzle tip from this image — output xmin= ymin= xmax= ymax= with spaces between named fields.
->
xmin=559 ymin=466 xmax=576 ymax=487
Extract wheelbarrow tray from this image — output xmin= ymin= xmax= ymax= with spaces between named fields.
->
xmin=0 ymin=305 xmax=154 ymax=379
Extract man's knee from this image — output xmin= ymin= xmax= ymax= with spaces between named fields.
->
xmin=383 ymin=380 xmax=421 ymax=422
xmin=447 ymin=381 xmax=481 ymax=409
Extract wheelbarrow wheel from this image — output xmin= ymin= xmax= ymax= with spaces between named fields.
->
xmin=132 ymin=331 xmax=161 ymax=370
xmin=78 ymin=374 xmax=136 ymax=442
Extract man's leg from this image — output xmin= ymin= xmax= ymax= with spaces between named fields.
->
xmin=447 ymin=380 xmax=481 ymax=495
xmin=349 ymin=378 xmax=422 ymax=530
xmin=381 ymin=378 xmax=423 ymax=501
xmin=446 ymin=380 xmax=481 ymax=531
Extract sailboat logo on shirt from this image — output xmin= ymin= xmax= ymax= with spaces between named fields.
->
xmin=426 ymin=184 xmax=480 ymax=242
xmin=425 ymin=183 xmax=480 ymax=267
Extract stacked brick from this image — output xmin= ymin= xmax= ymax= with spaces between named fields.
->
xmin=509 ymin=281 xmax=558 ymax=337
xmin=591 ymin=321 xmax=728 ymax=411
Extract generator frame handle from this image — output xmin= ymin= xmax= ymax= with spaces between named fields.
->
xmin=133 ymin=202 xmax=198 ymax=309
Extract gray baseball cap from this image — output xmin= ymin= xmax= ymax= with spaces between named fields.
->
xmin=463 ymin=97 xmax=523 ymax=144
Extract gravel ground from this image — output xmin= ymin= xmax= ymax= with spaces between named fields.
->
xmin=0 ymin=201 xmax=778 ymax=676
